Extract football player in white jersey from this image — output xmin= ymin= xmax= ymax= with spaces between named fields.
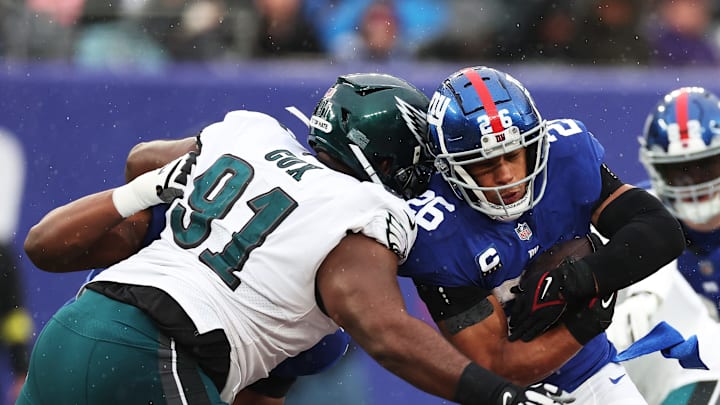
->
xmin=20 ymin=74 xmax=573 ymax=405
xmin=606 ymin=87 xmax=720 ymax=404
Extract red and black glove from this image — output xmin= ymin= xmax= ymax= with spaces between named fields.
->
xmin=563 ymin=292 xmax=617 ymax=345
xmin=509 ymin=257 xmax=597 ymax=342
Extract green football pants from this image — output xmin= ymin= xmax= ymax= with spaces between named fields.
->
xmin=17 ymin=289 xmax=227 ymax=405
xmin=661 ymin=380 xmax=719 ymax=404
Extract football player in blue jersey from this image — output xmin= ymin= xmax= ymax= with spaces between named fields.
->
xmin=22 ymin=73 xmax=573 ymax=405
xmin=606 ymin=87 xmax=720 ymax=404
xmin=640 ymin=87 xmax=720 ymax=316
xmin=398 ymin=65 xmax=686 ymax=404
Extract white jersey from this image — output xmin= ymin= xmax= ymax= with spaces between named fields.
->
xmin=608 ymin=263 xmax=720 ymax=404
xmin=88 ymin=110 xmax=417 ymax=402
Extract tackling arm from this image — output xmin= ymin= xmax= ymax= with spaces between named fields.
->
xmin=125 ymin=136 xmax=199 ymax=181
xmin=24 ymin=192 xmax=151 ymax=272
xmin=24 ymin=137 xmax=199 ymax=272
xmin=315 ymin=233 xmax=565 ymax=404
xmin=317 ymin=233 xmax=470 ymax=400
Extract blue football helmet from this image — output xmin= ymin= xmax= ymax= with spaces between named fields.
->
xmin=425 ymin=66 xmax=549 ymax=221
xmin=640 ymin=87 xmax=720 ymax=224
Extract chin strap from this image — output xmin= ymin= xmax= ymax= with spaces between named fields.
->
xmin=349 ymin=143 xmax=382 ymax=185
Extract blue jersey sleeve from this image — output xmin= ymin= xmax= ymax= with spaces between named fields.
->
xmin=546 ymin=119 xmax=605 ymax=209
xmin=142 ymin=203 xmax=169 ymax=247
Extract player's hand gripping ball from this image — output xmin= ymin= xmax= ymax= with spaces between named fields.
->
xmin=509 ymin=234 xmax=600 ymax=342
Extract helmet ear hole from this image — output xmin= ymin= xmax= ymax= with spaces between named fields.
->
xmin=378 ymin=158 xmax=393 ymax=176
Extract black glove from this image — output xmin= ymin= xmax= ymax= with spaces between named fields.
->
xmin=455 ymin=363 xmax=575 ymax=405
xmin=563 ymin=291 xmax=617 ymax=345
xmin=509 ymin=258 xmax=597 ymax=342
xmin=156 ymin=151 xmax=197 ymax=202
xmin=498 ymin=382 xmax=575 ymax=405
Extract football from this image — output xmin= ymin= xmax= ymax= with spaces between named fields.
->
xmin=528 ymin=234 xmax=599 ymax=273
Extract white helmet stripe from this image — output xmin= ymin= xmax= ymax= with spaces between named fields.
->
xmin=428 ymin=91 xmax=451 ymax=155
xmin=349 ymin=143 xmax=382 ymax=185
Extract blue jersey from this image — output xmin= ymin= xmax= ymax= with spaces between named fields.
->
xmin=678 ymin=226 xmax=720 ymax=314
xmin=399 ymin=118 xmax=616 ymax=392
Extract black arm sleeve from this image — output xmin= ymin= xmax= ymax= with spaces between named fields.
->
xmin=585 ymin=165 xmax=686 ymax=296
xmin=415 ymin=283 xmax=493 ymax=322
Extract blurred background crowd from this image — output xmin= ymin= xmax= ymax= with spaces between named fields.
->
xmin=1 ymin=1 xmax=720 ymax=404
xmin=1 ymin=0 xmax=720 ymax=71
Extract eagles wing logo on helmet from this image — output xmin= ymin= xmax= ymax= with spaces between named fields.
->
xmin=395 ymin=96 xmax=428 ymax=146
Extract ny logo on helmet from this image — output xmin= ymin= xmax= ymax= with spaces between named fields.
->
xmin=428 ymin=92 xmax=450 ymax=127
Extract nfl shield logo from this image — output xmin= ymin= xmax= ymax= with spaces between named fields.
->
xmin=515 ymin=222 xmax=533 ymax=241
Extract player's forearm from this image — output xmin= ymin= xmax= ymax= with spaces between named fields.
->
xmin=24 ymin=190 xmax=137 ymax=271
xmin=326 ymin=277 xmax=468 ymax=399
xmin=349 ymin=313 xmax=471 ymax=401
xmin=125 ymin=137 xmax=198 ymax=181
xmin=498 ymin=327 xmax=581 ymax=385
xmin=318 ymin=235 xmax=506 ymax=403
xmin=446 ymin=320 xmax=580 ymax=386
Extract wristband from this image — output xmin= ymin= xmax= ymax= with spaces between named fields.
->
xmin=112 ymin=182 xmax=153 ymax=218
xmin=454 ymin=362 xmax=517 ymax=405
xmin=111 ymin=164 xmax=175 ymax=218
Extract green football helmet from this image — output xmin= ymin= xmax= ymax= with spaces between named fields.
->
xmin=308 ymin=73 xmax=434 ymax=199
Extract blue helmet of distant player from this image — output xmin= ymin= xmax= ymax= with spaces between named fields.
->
xmin=640 ymin=87 xmax=720 ymax=224
xmin=424 ymin=66 xmax=549 ymax=221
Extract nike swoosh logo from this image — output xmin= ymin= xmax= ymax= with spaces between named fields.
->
xmin=503 ymin=392 xmax=513 ymax=405
xmin=601 ymin=293 xmax=615 ymax=309
xmin=540 ymin=276 xmax=553 ymax=300
xmin=609 ymin=374 xmax=626 ymax=384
